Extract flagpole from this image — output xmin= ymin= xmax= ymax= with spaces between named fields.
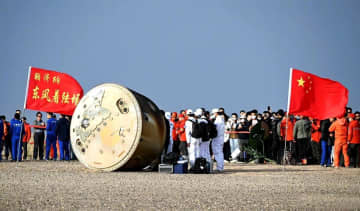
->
xmin=17 ymin=66 xmax=31 ymax=163
xmin=23 ymin=66 xmax=32 ymax=109
xmin=283 ymin=68 xmax=293 ymax=169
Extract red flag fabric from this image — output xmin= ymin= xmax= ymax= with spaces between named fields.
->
xmin=288 ymin=68 xmax=348 ymax=120
xmin=25 ymin=67 xmax=83 ymax=115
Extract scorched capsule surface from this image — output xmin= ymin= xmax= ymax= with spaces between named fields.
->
xmin=70 ymin=83 xmax=166 ymax=171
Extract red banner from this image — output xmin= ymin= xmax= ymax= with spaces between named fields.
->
xmin=25 ymin=67 xmax=83 ymax=115
xmin=289 ymin=68 xmax=348 ymax=120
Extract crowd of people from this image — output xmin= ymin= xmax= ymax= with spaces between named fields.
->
xmin=1 ymin=106 xmax=359 ymax=172
xmin=163 ymin=107 xmax=360 ymax=171
xmin=0 ymin=110 xmax=73 ymax=162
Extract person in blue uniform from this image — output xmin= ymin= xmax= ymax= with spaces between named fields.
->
xmin=56 ymin=114 xmax=70 ymax=161
xmin=10 ymin=113 xmax=24 ymax=161
xmin=45 ymin=112 xmax=57 ymax=161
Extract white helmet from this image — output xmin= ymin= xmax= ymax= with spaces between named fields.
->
xmin=186 ymin=109 xmax=194 ymax=115
xmin=165 ymin=112 xmax=171 ymax=120
xmin=195 ymin=108 xmax=203 ymax=117
xmin=211 ymin=108 xmax=219 ymax=114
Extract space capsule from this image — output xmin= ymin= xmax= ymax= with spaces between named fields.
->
xmin=70 ymin=83 xmax=166 ymax=171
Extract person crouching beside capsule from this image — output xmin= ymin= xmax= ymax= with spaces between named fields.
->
xmin=45 ymin=112 xmax=58 ymax=161
xmin=329 ymin=115 xmax=349 ymax=168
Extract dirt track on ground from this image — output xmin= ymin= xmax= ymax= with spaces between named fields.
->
xmin=0 ymin=161 xmax=359 ymax=210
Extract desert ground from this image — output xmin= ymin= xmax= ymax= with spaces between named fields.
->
xmin=0 ymin=160 xmax=359 ymax=210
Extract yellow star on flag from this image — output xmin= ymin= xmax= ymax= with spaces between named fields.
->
xmin=297 ymin=77 xmax=306 ymax=87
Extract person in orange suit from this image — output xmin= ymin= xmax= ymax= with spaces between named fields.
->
xmin=177 ymin=114 xmax=188 ymax=157
xmin=280 ymin=115 xmax=295 ymax=142
xmin=170 ymin=112 xmax=180 ymax=154
xmin=279 ymin=114 xmax=296 ymax=164
xmin=180 ymin=110 xmax=187 ymax=121
xmin=311 ymin=119 xmax=321 ymax=164
xmin=347 ymin=113 xmax=360 ymax=168
xmin=21 ymin=117 xmax=31 ymax=160
xmin=329 ymin=116 xmax=349 ymax=168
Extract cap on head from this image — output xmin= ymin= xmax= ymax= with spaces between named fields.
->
xmin=211 ymin=108 xmax=219 ymax=114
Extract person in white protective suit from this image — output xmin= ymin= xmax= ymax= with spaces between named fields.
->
xmin=211 ymin=108 xmax=225 ymax=172
xmin=165 ymin=112 xmax=173 ymax=153
xmin=185 ymin=109 xmax=201 ymax=168
xmin=196 ymin=109 xmax=211 ymax=163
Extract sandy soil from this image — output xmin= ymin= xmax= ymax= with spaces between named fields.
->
xmin=0 ymin=161 xmax=359 ymax=210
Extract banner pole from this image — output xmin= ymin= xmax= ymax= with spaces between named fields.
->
xmin=283 ymin=68 xmax=293 ymax=170
xmin=23 ymin=66 xmax=32 ymax=110
xmin=16 ymin=66 xmax=31 ymax=163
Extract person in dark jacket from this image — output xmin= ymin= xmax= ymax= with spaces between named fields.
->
xmin=262 ymin=111 xmax=273 ymax=160
xmin=293 ymin=116 xmax=312 ymax=164
xmin=320 ymin=119 xmax=332 ymax=167
xmin=56 ymin=114 xmax=70 ymax=161
xmin=272 ymin=110 xmax=284 ymax=164
xmin=238 ymin=116 xmax=250 ymax=162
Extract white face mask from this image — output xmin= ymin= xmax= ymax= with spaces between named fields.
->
xmin=251 ymin=115 xmax=256 ymax=120
xmin=231 ymin=117 xmax=237 ymax=121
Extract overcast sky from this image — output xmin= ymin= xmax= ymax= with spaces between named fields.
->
xmin=1 ymin=0 xmax=359 ymax=122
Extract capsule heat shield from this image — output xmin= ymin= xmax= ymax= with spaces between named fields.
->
xmin=70 ymin=83 xmax=166 ymax=171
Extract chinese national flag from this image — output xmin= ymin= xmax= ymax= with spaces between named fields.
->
xmin=289 ymin=68 xmax=348 ymax=120
xmin=25 ymin=67 xmax=84 ymax=115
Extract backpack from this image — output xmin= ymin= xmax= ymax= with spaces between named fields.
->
xmin=163 ymin=152 xmax=179 ymax=164
xmin=208 ymin=121 xmax=218 ymax=139
xmin=190 ymin=120 xmax=203 ymax=139
xmin=200 ymin=121 xmax=210 ymax=141
xmin=191 ymin=157 xmax=209 ymax=174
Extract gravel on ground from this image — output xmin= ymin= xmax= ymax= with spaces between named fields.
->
xmin=0 ymin=161 xmax=359 ymax=210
